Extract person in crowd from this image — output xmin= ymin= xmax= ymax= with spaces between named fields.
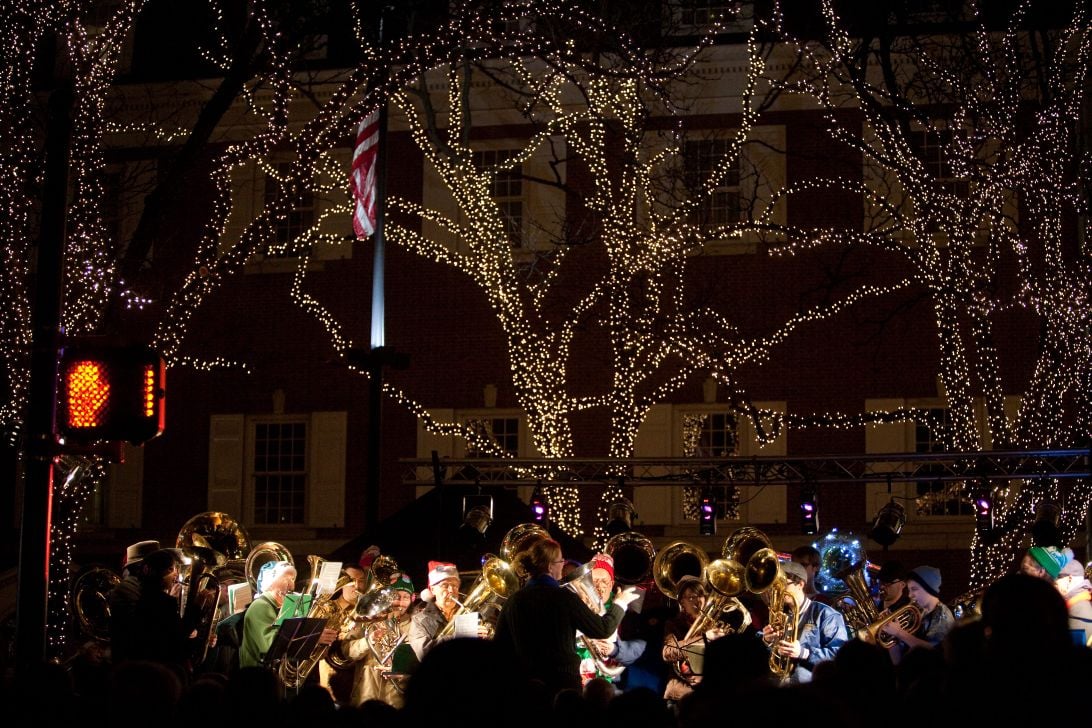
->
xmin=791 ymin=545 xmax=822 ymax=602
xmin=407 ymin=561 xmax=466 ymax=662
xmin=576 ymin=553 xmax=647 ymax=688
xmin=493 ymin=537 xmax=639 ymax=697
xmin=342 ymin=572 xmax=416 ymax=708
xmin=124 ymin=548 xmax=199 ymax=677
xmin=1054 ymin=558 xmax=1092 ymax=646
xmin=661 ymin=574 xmax=709 ymax=706
xmin=315 ymin=568 xmax=364 ymax=704
xmin=761 ymin=560 xmax=848 ymax=684
xmin=239 ymin=560 xmax=337 ymax=670
xmin=878 ymin=565 xmax=954 ymax=664
xmin=108 ymin=539 xmax=160 ymax=664
xmin=875 ymin=560 xmax=910 ymax=613
xmin=1020 ymin=544 xmax=1068 ymax=581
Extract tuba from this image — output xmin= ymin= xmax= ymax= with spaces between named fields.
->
xmin=436 ymin=554 xmax=520 ymax=639
xmin=176 ymin=511 xmax=252 ymax=665
xmin=652 ymin=540 xmax=709 ymax=600
xmin=604 ymin=531 xmax=656 ymax=586
xmin=723 ymin=527 xmax=797 ymax=680
xmin=837 ymin=561 xmax=921 ymax=648
xmin=325 ymin=552 xmax=401 ymax=671
xmin=71 ymin=567 xmax=121 ymax=643
xmin=244 ymin=541 xmax=294 ymax=595
xmin=499 ymin=522 xmax=551 ymax=563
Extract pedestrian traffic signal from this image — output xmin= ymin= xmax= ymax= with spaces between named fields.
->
xmin=58 ymin=344 xmax=166 ymax=445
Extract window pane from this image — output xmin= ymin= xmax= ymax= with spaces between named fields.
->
xmin=253 ymin=419 xmax=308 ymax=525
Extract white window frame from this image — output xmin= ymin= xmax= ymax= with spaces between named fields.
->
xmin=245 ymin=415 xmax=310 ymax=527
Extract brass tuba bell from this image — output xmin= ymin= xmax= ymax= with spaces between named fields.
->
xmin=604 ymin=531 xmax=656 ymax=586
xmin=652 ymin=540 xmax=710 ymax=600
xmin=499 ymin=523 xmax=551 ymax=563
xmin=436 ymin=555 xmax=520 ymax=639
xmin=176 ymin=511 xmax=253 ymax=665
xmin=70 ymin=567 xmax=121 ymax=643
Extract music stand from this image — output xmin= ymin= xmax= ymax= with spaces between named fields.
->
xmin=264 ymin=617 xmax=328 ymax=697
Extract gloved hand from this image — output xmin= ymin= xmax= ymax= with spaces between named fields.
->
xmin=612 ymin=585 xmax=640 ymax=609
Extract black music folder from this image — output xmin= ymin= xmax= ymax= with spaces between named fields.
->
xmin=263 ymin=617 xmax=328 ymax=668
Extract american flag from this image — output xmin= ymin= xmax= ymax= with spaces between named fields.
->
xmin=351 ymin=108 xmax=380 ymax=238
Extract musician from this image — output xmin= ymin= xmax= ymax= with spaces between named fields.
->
xmin=343 ymin=573 xmax=416 ymax=708
xmin=576 ymin=553 xmax=647 ymax=688
xmin=240 ymin=560 xmax=337 ymax=670
xmin=1021 ymin=545 xmax=1067 ymax=582
xmin=661 ymin=575 xmax=709 ymax=705
xmin=876 ymin=561 xmax=910 ymax=612
xmin=123 ymin=548 xmax=200 ymax=675
xmin=316 ymin=570 xmax=364 ymax=704
xmin=761 ymin=560 xmax=848 ymax=684
xmin=1054 ymin=558 xmax=1092 ymax=646
xmin=493 ymin=538 xmax=639 ymax=697
xmin=108 ymin=539 xmax=160 ymax=664
xmin=408 ymin=561 xmax=467 ymax=661
xmin=878 ymin=565 xmax=954 ymax=664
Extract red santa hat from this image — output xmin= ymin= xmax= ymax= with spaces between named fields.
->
xmin=421 ymin=561 xmax=459 ymax=602
xmin=591 ymin=553 xmax=615 ymax=582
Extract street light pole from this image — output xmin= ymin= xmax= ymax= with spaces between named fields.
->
xmin=16 ymin=81 xmax=73 ymax=669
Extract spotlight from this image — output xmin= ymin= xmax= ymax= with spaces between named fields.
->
xmin=698 ymin=489 xmax=716 ymax=536
xmin=606 ymin=496 xmax=637 ymax=537
xmin=868 ymin=500 xmax=905 ymax=547
xmin=530 ymin=485 xmax=548 ymax=524
xmin=974 ymin=490 xmax=994 ymax=534
xmin=461 ymin=500 xmax=492 ymax=536
xmin=1030 ymin=499 xmax=1061 ymax=547
xmin=800 ymin=485 xmax=818 ymax=536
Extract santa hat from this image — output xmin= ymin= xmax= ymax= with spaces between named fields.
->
xmin=421 ymin=561 xmax=459 ymax=602
xmin=591 ymin=553 xmax=615 ymax=582
xmin=358 ymin=544 xmax=381 ymax=571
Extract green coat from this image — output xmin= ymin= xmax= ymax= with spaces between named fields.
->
xmin=239 ymin=594 xmax=279 ymax=668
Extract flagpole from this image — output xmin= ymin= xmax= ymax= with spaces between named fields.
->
xmin=361 ymin=7 xmax=406 ymax=535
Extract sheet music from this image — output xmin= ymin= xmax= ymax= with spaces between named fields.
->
xmin=316 ymin=561 xmax=343 ymax=596
xmin=275 ymin=593 xmax=313 ymax=625
xmin=228 ymin=583 xmax=252 ymax=614
xmin=453 ymin=612 xmax=479 ymax=638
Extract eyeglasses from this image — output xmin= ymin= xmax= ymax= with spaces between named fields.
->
xmin=552 ymin=559 xmax=566 ymax=565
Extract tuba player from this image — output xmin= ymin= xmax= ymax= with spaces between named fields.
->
xmin=760 ymin=561 xmax=848 ymax=684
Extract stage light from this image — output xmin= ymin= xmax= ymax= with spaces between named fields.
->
xmin=698 ymin=489 xmax=716 ymax=536
xmin=800 ymin=485 xmax=818 ymax=535
xmin=606 ymin=494 xmax=637 ymax=537
xmin=1030 ymin=499 xmax=1061 ymax=547
xmin=974 ymin=491 xmax=994 ymax=534
xmin=869 ymin=500 xmax=906 ymax=547
xmin=530 ymin=485 xmax=548 ymax=524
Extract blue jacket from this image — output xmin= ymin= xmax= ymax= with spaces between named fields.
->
xmin=787 ymin=598 xmax=849 ymax=684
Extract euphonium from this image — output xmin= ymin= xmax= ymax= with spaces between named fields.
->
xmin=681 ymin=557 xmax=752 ymax=644
xmin=836 ymin=561 xmax=921 ymax=647
xmin=562 ymin=560 xmax=625 ymax=678
xmin=279 ymin=555 xmax=356 ymax=689
xmin=436 ymin=555 xmax=519 ymax=639
xmin=763 ymin=570 xmax=799 ymax=680
xmin=71 ymin=567 xmax=121 ymax=643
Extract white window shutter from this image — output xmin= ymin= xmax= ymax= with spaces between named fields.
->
xmin=308 ymin=411 xmax=347 ymax=528
xmin=208 ymin=414 xmax=245 ymax=517
xmin=634 ymin=404 xmax=674 ymax=525
xmin=106 ymin=443 xmax=144 ymax=528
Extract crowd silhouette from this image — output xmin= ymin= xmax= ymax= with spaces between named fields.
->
xmin=5 ymin=569 xmax=1091 ymax=728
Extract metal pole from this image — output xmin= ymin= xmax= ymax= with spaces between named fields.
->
xmin=17 ymin=81 xmax=72 ymax=669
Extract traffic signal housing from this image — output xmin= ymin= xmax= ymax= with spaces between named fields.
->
xmin=58 ymin=344 xmax=166 ymax=445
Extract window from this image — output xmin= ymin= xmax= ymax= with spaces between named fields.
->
xmin=81 ymin=481 xmax=107 ymax=526
xmin=684 ymin=138 xmax=741 ymax=228
xmin=473 ymin=149 xmax=524 ymax=247
xmin=913 ymin=407 xmax=973 ymax=516
xmin=264 ymin=161 xmax=315 ymax=255
xmin=910 ymin=128 xmax=969 ymax=198
xmin=679 ymin=0 xmax=737 ymax=26
xmin=681 ymin=412 xmax=740 ymax=520
xmin=252 ymin=419 xmax=308 ymax=525
xmin=465 ymin=416 xmax=521 ymax=457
